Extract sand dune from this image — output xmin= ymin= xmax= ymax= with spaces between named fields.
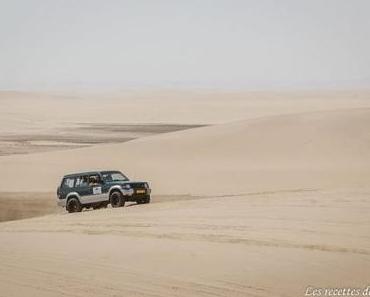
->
xmin=0 ymin=108 xmax=369 ymax=194
xmin=2 ymin=90 xmax=370 ymax=137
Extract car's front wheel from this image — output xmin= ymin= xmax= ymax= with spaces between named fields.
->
xmin=137 ymin=195 xmax=151 ymax=204
xmin=66 ymin=197 xmax=82 ymax=213
xmin=110 ymin=191 xmax=125 ymax=208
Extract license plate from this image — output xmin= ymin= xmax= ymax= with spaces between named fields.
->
xmin=136 ymin=189 xmax=146 ymax=194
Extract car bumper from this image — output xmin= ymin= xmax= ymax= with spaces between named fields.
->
xmin=125 ymin=188 xmax=151 ymax=200
xmin=122 ymin=188 xmax=151 ymax=196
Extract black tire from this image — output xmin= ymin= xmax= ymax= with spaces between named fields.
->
xmin=144 ymin=195 xmax=151 ymax=204
xmin=110 ymin=191 xmax=125 ymax=208
xmin=137 ymin=195 xmax=151 ymax=204
xmin=66 ymin=197 xmax=82 ymax=213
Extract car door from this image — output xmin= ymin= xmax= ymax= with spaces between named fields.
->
xmin=75 ymin=175 xmax=93 ymax=204
xmin=86 ymin=174 xmax=108 ymax=204
xmin=100 ymin=176 xmax=110 ymax=200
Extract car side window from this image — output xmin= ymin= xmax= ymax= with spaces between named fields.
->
xmin=88 ymin=175 xmax=101 ymax=187
xmin=102 ymin=174 xmax=112 ymax=182
xmin=63 ymin=178 xmax=75 ymax=188
xmin=75 ymin=175 xmax=89 ymax=187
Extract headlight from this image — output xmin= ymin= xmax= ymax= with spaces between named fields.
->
xmin=121 ymin=184 xmax=131 ymax=190
xmin=144 ymin=183 xmax=149 ymax=189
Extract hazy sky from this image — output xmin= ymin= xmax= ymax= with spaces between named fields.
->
xmin=1 ymin=0 xmax=369 ymax=90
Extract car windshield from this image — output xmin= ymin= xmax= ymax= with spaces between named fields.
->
xmin=102 ymin=172 xmax=129 ymax=182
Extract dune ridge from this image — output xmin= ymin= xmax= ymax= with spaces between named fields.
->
xmin=0 ymin=108 xmax=369 ymax=194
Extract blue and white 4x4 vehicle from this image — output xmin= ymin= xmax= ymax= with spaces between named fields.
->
xmin=57 ymin=170 xmax=151 ymax=213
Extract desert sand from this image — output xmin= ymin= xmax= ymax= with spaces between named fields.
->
xmin=0 ymin=90 xmax=370 ymax=296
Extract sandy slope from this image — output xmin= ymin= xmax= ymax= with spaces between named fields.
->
xmin=0 ymin=188 xmax=369 ymax=297
xmin=0 ymin=108 xmax=369 ymax=194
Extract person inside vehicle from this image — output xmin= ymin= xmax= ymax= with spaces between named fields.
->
xmin=79 ymin=176 xmax=88 ymax=187
xmin=89 ymin=176 xmax=100 ymax=187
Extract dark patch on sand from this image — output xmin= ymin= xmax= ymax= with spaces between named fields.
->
xmin=0 ymin=192 xmax=58 ymax=222
xmin=0 ymin=123 xmax=206 ymax=156
xmin=76 ymin=123 xmax=205 ymax=134
xmin=0 ymin=193 xmax=204 ymax=223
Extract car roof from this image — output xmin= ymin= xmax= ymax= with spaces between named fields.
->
xmin=63 ymin=170 xmax=122 ymax=178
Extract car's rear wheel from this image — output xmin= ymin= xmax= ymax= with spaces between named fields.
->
xmin=66 ymin=197 xmax=82 ymax=213
xmin=110 ymin=191 xmax=125 ymax=208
